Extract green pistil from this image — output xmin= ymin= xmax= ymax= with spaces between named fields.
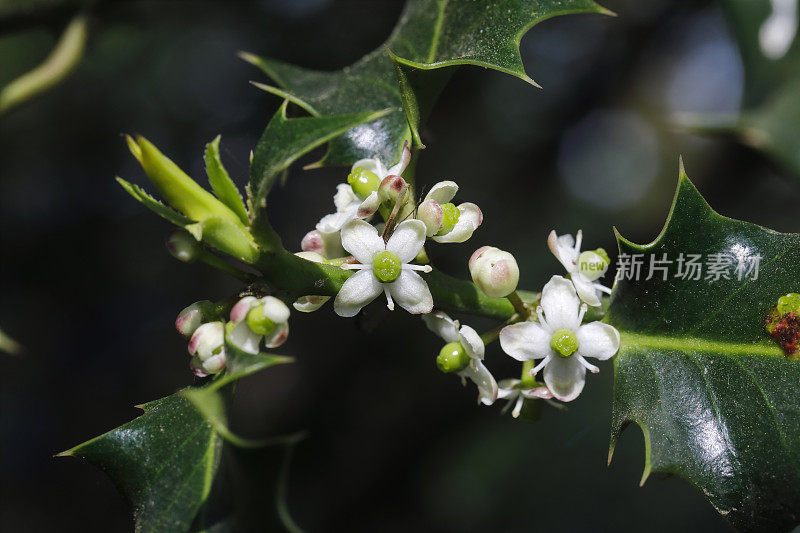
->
xmin=372 ymin=251 xmax=402 ymax=283
xmin=436 ymin=203 xmax=460 ymax=236
xmin=437 ymin=342 xmax=470 ymax=373
xmin=347 ymin=166 xmax=381 ymax=200
xmin=550 ymin=328 xmax=579 ymax=357
xmin=246 ymin=305 xmax=276 ymax=336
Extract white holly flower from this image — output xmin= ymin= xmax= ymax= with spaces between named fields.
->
xmin=334 ymin=219 xmax=433 ymax=316
xmin=496 ymin=379 xmax=554 ymax=418
xmin=548 ymin=230 xmax=611 ymax=307
xmin=188 ymin=321 xmax=227 ymax=376
xmin=499 ymin=276 xmax=620 ymax=402
xmin=228 ymin=295 xmax=290 ymax=354
xmin=423 ymin=311 xmax=498 ymax=405
xmin=416 ymin=181 xmax=483 ymax=243
xmin=301 ymin=147 xmax=411 ymax=258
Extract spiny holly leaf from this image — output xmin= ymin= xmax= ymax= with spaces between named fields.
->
xmin=242 ymin=0 xmax=610 ymax=167
xmin=606 ymin=163 xmax=800 ymax=532
xmin=59 ymin=350 xmax=292 ymax=532
xmin=249 ymin=100 xmax=389 ymax=212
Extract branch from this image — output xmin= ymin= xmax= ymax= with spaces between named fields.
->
xmin=255 ymin=250 xmax=538 ymax=321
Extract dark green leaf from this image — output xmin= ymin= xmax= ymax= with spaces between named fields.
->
xmin=204 ymin=136 xmax=249 ymax=225
xmin=607 ymin=164 xmax=800 ymax=532
xmin=59 ymin=349 xmax=293 ymax=532
xmin=249 ymin=100 xmax=390 ymax=211
xmin=117 ymin=176 xmax=193 ymax=227
xmin=242 ymin=0 xmax=610 ymax=167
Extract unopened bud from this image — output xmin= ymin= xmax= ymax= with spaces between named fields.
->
xmin=188 ymin=321 xmax=225 ymax=361
xmin=166 ymin=230 xmax=201 ymax=262
xmin=577 ymin=248 xmax=610 ymax=281
xmin=418 ymin=200 xmax=443 ymax=236
xmin=469 ymin=246 xmax=520 ymax=298
xmin=378 ymin=175 xmax=408 ymax=206
xmin=175 ymin=300 xmax=215 ymax=337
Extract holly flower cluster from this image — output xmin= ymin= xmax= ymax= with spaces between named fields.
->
xmin=422 ymin=230 xmax=621 ymax=412
xmin=121 ymin=136 xmax=619 ymax=405
xmin=294 ymin=143 xmax=483 ymax=317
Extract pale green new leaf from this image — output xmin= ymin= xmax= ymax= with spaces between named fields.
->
xmin=116 ymin=177 xmax=192 ymax=227
xmin=204 ymin=135 xmax=249 ymax=225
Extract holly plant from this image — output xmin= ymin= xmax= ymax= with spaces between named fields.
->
xmin=58 ymin=1 xmax=800 ymax=531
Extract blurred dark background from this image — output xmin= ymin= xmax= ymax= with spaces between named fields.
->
xmin=2 ymin=0 xmax=799 ymax=531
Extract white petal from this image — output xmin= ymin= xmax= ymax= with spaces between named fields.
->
xmin=317 ymin=211 xmax=353 ymax=234
xmin=228 ymin=321 xmax=263 ymax=355
xmin=201 ymin=352 xmax=227 ymax=374
xmin=387 ymin=270 xmax=433 ymax=314
xmin=540 ymin=275 xmax=581 ymax=330
xmin=576 ymin=322 xmax=620 ymax=361
xmin=547 ymin=230 xmax=579 ymax=273
xmin=499 ymin=322 xmax=552 ymax=361
xmin=357 ymin=191 xmax=380 ymax=219
xmin=543 ymin=356 xmax=586 ymax=402
xmin=522 ymin=386 xmax=554 ymax=400
xmin=424 ymin=180 xmax=458 ymax=204
xmin=386 ymin=143 xmax=411 ymax=176
xmin=189 ymin=322 xmax=225 ymax=359
xmin=421 ymin=311 xmax=459 ymax=343
xmin=340 ymin=219 xmax=384 ymax=264
xmin=333 ymin=183 xmax=358 ymax=212
xmin=459 ymin=360 xmax=498 ymax=406
xmin=264 ymin=322 xmax=289 ymax=348
xmin=458 ymin=325 xmax=485 ymax=359
xmin=573 ymin=274 xmax=602 ymax=307
xmin=497 ymin=379 xmax=521 ymax=399
xmin=293 ymin=295 xmax=330 ymax=313
xmin=333 ymin=269 xmax=384 ymax=317
xmin=261 ymin=296 xmax=290 ymax=324
xmin=386 ymin=219 xmax=427 ymax=263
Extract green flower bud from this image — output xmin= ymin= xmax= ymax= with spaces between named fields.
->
xmin=347 ymin=166 xmax=381 ymax=200
xmin=129 ymin=135 xmax=244 ymax=227
xmin=437 ymin=342 xmax=470 ymax=373
xmin=577 ymin=249 xmax=610 ymax=281
xmin=372 ymin=251 xmax=402 ymax=283
xmin=436 ymin=203 xmax=460 ymax=236
xmin=550 ymin=328 xmax=579 ymax=357
xmin=246 ymin=304 xmax=276 ymax=336
xmin=166 ymin=230 xmax=201 ymax=263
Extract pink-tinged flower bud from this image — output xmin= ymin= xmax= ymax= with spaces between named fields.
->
xmin=469 ymin=246 xmax=520 ymax=298
xmin=166 ymin=230 xmax=201 ymax=262
xmin=188 ymin=321 xmax=225 ymax=361
xmin=378 ymin=175 xmax=408 ymax=206
xmin=301 ymin=230 xmax=324 ymax=254
xmin=175 ymin=300 xmax=214 ymax=337
xmin=230 ymin=296 xmax=259 ymax=324
xmin=417 ymin=199 xmax=444 ymax=237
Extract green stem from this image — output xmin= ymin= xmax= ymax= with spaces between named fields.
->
xmin=255 ymin=250 xmax=537 ymax=320
xmin=198 ymin=250 xmax=252 ymax=283
xmin=507 ymin=291 xmax=532 ymax=321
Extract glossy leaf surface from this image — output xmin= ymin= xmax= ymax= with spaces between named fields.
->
xmin=607 ymin=166 xmax=800 ymax=532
